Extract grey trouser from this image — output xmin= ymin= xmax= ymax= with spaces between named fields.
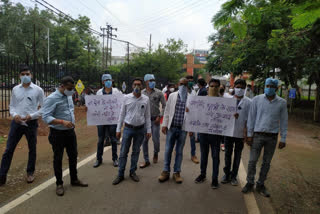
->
xmin=246 ymin=133 xmax=278 ymax=185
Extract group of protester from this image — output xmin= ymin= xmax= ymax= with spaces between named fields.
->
xmin=0 ymin=65 xmax=288 ymax=199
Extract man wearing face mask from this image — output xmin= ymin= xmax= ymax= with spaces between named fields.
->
xmin=0 ymin=66 xmax=44 ymax=186
xmin=158 ymin=78 xmax=189 ymax=184
xmin=42 ymin=76 xmax=88 ymax=196
xmin=221 ymin=79 xmax=251 ymax=186
xmin=185 ymin=75 xmax=199 ymax=164
xmin=113 ymin=78 xmax=151 ymax=185
xmin=194 ymin=78 xmax=222 ymax=189
xmin=242 ymin=77 xmax=288 ymax=197
xmin=92 ymin=74 xmax=122 ymax=168
xmin=164 ymin=83 xmax=175 ymax=101
xmin=139 ymin=74 xmax=166 ymax=168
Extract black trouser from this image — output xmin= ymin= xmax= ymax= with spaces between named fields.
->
xmin=0 ymin=120 xmax=38 ymax=177
xmin=223 ymin=137 xmax=244 ymax=179
xmin=49 ymin=128 xmax=78 ymax=185
xmin=97 ymin=125 xmax=118 ymax=162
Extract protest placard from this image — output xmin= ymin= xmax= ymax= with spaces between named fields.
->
xmin=184 ymin=96 xmax=237 ymax=136
xmin=86 ymin=95 xmax=123 ymax=126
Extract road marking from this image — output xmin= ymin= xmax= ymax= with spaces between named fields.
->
xmin=0 ymin=146 xmax=112 ymax=214
xmin=238 ymin=160 xmax=261 ymax=214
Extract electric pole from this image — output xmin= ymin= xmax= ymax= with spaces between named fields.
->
xmin=109 ymin=26 xmax=117 ymax=66
xmin=100 ymin=27 xmax=107 ymax=69
xmin=149 ymin=34 xmax=152 ymax=52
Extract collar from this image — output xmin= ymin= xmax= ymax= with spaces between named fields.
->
xmin=264 ymin=94 xmax=279 ymax=102
xmin=55 ymin=89 xmax=65 ymax=97
xmin=19 ymin=82 xmax=34 ymax=89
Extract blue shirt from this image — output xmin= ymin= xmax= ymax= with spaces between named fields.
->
xmin=41 ymin=90 xmax=75 ymax=130
xmin=247 ymin=94 xmax=288 ymax=142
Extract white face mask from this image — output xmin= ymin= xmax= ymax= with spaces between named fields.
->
xmin=64 ymin=89 xmax=74 ymax=96
xmin=229 ymin=88 xmax=234 ymax=93
xmin=234 ymin=88 xmax=245 ymax=97
xmin=169 ymin=88 xmax=175 ymax=92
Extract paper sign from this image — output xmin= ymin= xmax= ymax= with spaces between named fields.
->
xmin=76 ymin=79 xmax=85 ymax=95
xmin=86 ymin=95 xmax=124 ymax=126
xmin=184 ymin=96 xmax=237 ymax=136
xmin=289 ymin=88 xmax=296 ymax=99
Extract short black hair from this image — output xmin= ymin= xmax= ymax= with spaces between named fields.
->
xmin=209 ymin=78 xmax=220 ymax=86
xmin=60 ymin=76 xmax=74 ymax=85
xmin=186 ymin=75 xmax=194 ymax=80
xmin=197 ymin=78 xmax=206 ymax=87
xmin=167 ymin=82 xmax=175 ymax=88
xmin=234 ymin=79 xmax=247 ymax=87
xmin=132 ymin=78 xmax=143 ymax=84
xmin=20 ymin=65 xmax=31 ymax=73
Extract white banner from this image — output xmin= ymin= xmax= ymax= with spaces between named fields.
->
xmin=86 ymin=95 xmax=124 ymax=126
xmin=184 ymin=96 xmax=237 ymax=136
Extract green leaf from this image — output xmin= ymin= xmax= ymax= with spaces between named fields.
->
xmin=244 ymin=5 xmax=261 ymax=25
xmin=230 ymin=20 xmax=247 ymax=39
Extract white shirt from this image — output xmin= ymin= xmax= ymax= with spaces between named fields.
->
xmin=223 ymin=93 xmax=234 ymax=98
xmin=233 ymin=96 xmax=252 ymax=138
xmin=10 ymin=83 xmax=45 ymax=120
xmin=116 ymin=93 xmax=151 ymax=133
xmin=96 ymin=87 xmax=123 ymax=95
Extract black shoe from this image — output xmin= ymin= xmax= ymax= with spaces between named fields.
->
xmin=112 ymin=176 xmax=124 ymax=185
xmin=93 ymin=160 xmax=102 ymax=168
xmin=71 ymin=179 xmax=88 ymax=187
xmin=113 ymin=160 xmax=119 ymax=167
xmin=130 ymin=172 xmax=140 ymax=182
xmin=256 ymin=184 xmax=270 ymax=197
xmin=0 ymin=175 xmax=6 ymax=186
xmin=211 ymin=179 xmax=219 ymax=189
xmin=195 ymin=174 xmax=206 ymax=183
xmin=242 ymin=183 xmax=254 ymax=193
xmin=221 ymin=174 xmax=231 ymax=184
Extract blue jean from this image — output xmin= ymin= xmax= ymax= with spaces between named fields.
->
xmin=223 ymin=137 xmax=244 ymax=178
xmin=118 ymin=127 xmax=145 ymax=177
xmin=0 ymin=120 xmax=38 ymax=177
xmin=190 ymin=135 xmax=196 ymax=156
xmin=246 ymin=133 xmax=277 ymax=185
xmin=199 ymin=133 xmax=220 ymax=180
xmin=163 ymin=127 xmax=187 ymax=173
xmin=96 ymin=125 xmax=118 ymax=161
xmin=142 ymin=121 xmax=160 ymax=162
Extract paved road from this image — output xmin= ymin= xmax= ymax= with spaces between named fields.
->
xmin=4 ymin=135 xmax=249 ymax=214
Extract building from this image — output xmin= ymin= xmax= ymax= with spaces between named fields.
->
xmin=110 ymin=56 xmax=126 ymax=66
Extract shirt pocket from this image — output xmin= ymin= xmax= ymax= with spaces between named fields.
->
xmin=139 ymin=103 xmax=146 ymax=116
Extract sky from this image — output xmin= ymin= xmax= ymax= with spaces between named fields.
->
xmin=16 ymin=0 xmax=226 ymax=56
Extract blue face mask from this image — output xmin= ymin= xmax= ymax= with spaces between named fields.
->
xmin=149 ymin=81 xmax=155 ymax=89
xmin=104 ymin=80 xmax=112 ymax=88
xmin=264 ymin=87 xmax=276 ymax=96
xmin=20 ymin=75 xmax=31 ymax=84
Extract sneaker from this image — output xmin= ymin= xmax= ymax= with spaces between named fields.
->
xmin=113 ymin=160 xmax=119 ymax=167
xmin=191 ymin=156 xmax=199 ymax=164
xmin=129 ymin=172 xmax=140 ymax=182
xmin=158 ymin=171 xmax=170 ymax=183
xmin=211 ymin=179 xmax=219 ymax=189
xmin=221 ymin=144 xmax=225 ymax=151
xmin=112 ymin=176 xmax=124 ymax=185
xmin=221 ymin=174 xmax=231 ymax=184
xmin=256 ymin=184 xmax=270 ymax=197
xmin=56 ymin=185 xmax=64 ymax=196
xmin=93 ymin=160 xmax=102 ymax=168
xmin=26 ymin=173 xmax=35 ymax=184
xmin=195 ymin=174 xmax=206 ymax=183
xmin=231 ymin=177 xmax=238 ymax=186
xmin=139 ymin=161 xmax=150 ymax=169
xmin=242 ymin=183 xmax=254 ymax=193
xmin=173 ymin=172 xmax=183 ymax=184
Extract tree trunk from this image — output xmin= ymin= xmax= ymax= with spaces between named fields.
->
xmin=314 ymin=82 xmax=320 ymax=122
xmin=308 ymin=83 xmax=311 ymax=101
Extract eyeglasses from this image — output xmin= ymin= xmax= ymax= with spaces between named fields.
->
xmin=21 ymin=73 xmax=31 ymax=76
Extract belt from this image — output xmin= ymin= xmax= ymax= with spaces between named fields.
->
xmin=151 ymin=116 xmax=159 ymax=121
xmin=171 ymin=125 xmax=182 ymax=129
xmin=125 ymin=123 xmax=144 ymax=129
xmin=50 ymin=127 xmax=74 ymax=133
xmin=254 ymin=132 xmax=278 ymax=137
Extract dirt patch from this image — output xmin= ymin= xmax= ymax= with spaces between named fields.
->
xmin=265 ymin=119 xmax=320 ymax=214
xmin=0 ymin=107 xmax=98 ymax=205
